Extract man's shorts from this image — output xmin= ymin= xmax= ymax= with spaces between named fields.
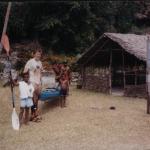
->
xmin=20 ymin=98 xmax=33 ymax=108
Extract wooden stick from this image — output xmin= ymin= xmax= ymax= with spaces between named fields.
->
xmin=0 ymin=1 xmax=12 ymax=53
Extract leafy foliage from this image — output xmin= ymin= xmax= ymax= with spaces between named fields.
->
xmin=0 ymin=1 xmax=144 ymax=55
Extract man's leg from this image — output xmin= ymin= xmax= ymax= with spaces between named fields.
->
xmin=63 ymin=96 xmax=66 ymax=107
xmin=33 ymin=84 xmax=42 ymax=120
xmin=64 ymin=89 xmax=67 ymax=107
xmin=30 ymin=105 xmax=35 ymax=121
xmin=61 ymin=96 xmax=64 ymax=107
xmin=19 ymin=107 xmax=24 ymax=125
xmin=30 ymin=93 xmax=37 ymax=121
xmin=34 ymin=89 xmax=40 ymax=117
xmin=30 ymin=92 xmax=38 ymax=120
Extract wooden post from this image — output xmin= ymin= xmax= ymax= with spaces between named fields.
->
xmin=146 ymin=35 xmax=150 ymax=114
xmin=109 ymin=50 xmax=112 ymax=94
xmin=81 ymin=65 xmax=84 ymax=87
xmin=81 ymin=65 xmax=85 ymax=88
xmin=134 ymin=60 xmax=137 ymax=86
xmin=122 ymin=49 xmax=126 ymax=90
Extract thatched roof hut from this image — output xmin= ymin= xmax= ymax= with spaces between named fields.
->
xmin=77 ymin=33 xmax=147 ymax=98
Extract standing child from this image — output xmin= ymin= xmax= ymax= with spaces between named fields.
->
xmin=60 ymin=74 xmax=69 ymax=107
xmin=14 ymin=71 xmax=34 ymax=125
xmin=60 ymin=62 xmax=71 ymax=95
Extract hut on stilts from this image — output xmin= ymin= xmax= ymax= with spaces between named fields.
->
xmin=77 ymin=33 xmax=147 ymax=98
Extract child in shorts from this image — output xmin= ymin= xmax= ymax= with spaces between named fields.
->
xmin=14 ymin=71 xmax=34 ymax=125
xmin=60 ymin=74 xmax=69 ymax=107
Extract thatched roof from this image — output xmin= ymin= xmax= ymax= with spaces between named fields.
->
xmin=77 ymin=32 xmax=148 ymax=64
xmin=105 ymin=33 xmax=147 ymax=61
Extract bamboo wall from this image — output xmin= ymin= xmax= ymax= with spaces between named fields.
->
xmin=124 ymin=84 xmax=146 ymax=98
xmin=123 ymin=65 xmax=146 ymax=98
xmin=81 ymin=66 xmax=147 ymax=98
xmin=83 ymin=66 xmax=110 ymax=93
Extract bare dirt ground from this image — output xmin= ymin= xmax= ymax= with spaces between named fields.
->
xmin=1 ymin=85 xmax=150 ymax=150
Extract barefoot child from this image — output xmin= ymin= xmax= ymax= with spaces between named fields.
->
xmin=60 ymin=62 xmax=71 ymax=95
xmin=60 ymin=74 xmax=69 ymax=107
xmin=14 ymin=71 xmax=34 ymax=125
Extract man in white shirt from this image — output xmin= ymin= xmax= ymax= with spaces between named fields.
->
xmin=24 ymin=48 xmax=43 ymax=122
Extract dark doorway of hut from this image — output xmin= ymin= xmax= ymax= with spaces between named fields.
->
xmin=111 ymin=50 xmax=124 ymax=96
xmin=111 ymin=69 xmax=124 ymax=96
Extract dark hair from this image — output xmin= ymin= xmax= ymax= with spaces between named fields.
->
xmin=33 ymin=48 xmax=42 ymax=54
xmin=30 ymin=40 xmax=43 ymax=54
xmin=21 ymin=71 xmax=29 ymax=77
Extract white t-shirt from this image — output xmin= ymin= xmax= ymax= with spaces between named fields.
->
xmin=24 ymin=58 xmax=43 ymax=84
xmin=19 ymin=81 xmax=34 ymax=99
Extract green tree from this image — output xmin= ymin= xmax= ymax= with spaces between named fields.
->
xmin=0 ymin=1 xmax=143 ymax=55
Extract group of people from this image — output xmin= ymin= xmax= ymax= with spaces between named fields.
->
xmin=13 ymin=48 xmax=43 ymax=125
xmin=12 ymin=48 xmax=71 ymax=126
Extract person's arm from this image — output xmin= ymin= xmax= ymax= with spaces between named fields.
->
xmin=60 ymin=79 xmax=63 ymax=85
xmin=65 ymin=79 xmax=69 ymax=87
xmin=12 ymin=79 xmax=19 ymax=86
xmin=39 ymin=62 xmax=44 ymax=82
xmin=23 ymin=60 xmax=30 ymax=73
xmin=40 ymin=61 xmax=45 ymax=72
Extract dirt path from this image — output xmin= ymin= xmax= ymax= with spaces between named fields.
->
xmin=0 ymin=85 xmax=150 ymax=150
